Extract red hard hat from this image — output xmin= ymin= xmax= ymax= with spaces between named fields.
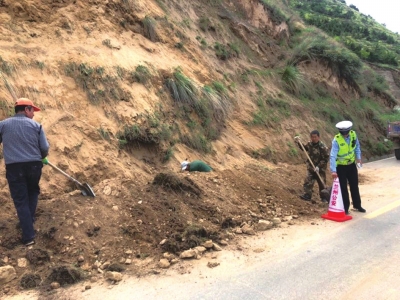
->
xmin=15 ymin=98 xmax=41 ymax=111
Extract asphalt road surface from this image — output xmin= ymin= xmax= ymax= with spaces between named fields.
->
xmin=10 ymin=157 xmax=400 ymax=300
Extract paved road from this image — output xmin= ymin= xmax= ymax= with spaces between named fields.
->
xmin=9 ymin=158 xmax=400 ymax=300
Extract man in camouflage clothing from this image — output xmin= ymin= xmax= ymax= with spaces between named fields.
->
xmin=295 ymin=130 xmax=330 ymax=202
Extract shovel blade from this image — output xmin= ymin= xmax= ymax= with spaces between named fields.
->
xmin=76 ymin=183 xmax=96 ymax=197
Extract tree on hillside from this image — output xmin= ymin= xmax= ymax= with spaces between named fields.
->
xmin=349 ymin=4 xmax=359 ymax=11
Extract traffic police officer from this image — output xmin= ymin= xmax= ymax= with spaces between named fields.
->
xmin=330 ymin=121 xmax=366 ymax=214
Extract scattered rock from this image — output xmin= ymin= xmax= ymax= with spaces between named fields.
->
xmin=85 ymin=285 xmax=91 ymax=290
xmin=112 ymin=206 xmax=119 ymax=211
xmin=107 ymin=263 xmax=125 ymax=272
xmin=234 ymin=228 xmax=242 ymax=234
xmin=283 ymin=216 xmax=293 ymax=222
xmin=0 ymin=266 xmax=16 ymax=285
xmin=77 ymin=256 xmax=85 ymax=263
xmin=103 ymin=186 xmax=112 ymax=195
xmin=256 ymin=220 xmax=273 ymax=231
xmin=105 ymin=271 xmax=123 ymax=282
xmin=100 ymin=261 xmax=111 ymax=270
xmin=170 ymin=258 xmax=179 ymax=264
xmin=163 ymin=252 xmax=175 ymax=261
xmin=207 ymin=261 xmax=220 ymax=268
xmin=92 ymin=261 xmax=101 ymax=269
xmin=212 ymin=243 xmax=222 ymax=251
xmin=159 ymin=239 xmax=167 ymax=245
xmin=194 ymin=246 xmax=207 ymax=253
xmin=125 ymin=250 xmax=133 ymax=255
xmin=226 ymin=232 xmax=235 ymax=239
xmin=241 ymin=224 xmax=256 ymax=235
xmin=218 ymin=240 xmax=228 ymax=246
xmin=253 ymin=248 xmax=265 ymax=253
xmin=158 ymin=259 xmax=170 ymax=269
xmin=272 ymin=218 xmax=282 ymax=225
xmin=50 ymin=282 xmax=60 ymax=289
xmin=17 ymin=258 xmax=28 ymax=268
xmin=179 ymin=249 xmax=196 ymax=259
xmin=202 ymin=240 xmax=213 ymax=248
xmin=125 ymin=259 xmax=132 ymax=265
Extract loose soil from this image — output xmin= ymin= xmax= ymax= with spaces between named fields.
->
xmin=0 ymin=0 xmax=389 ymax=298
xmin=0 ymin=159 xmax=331 ymax=298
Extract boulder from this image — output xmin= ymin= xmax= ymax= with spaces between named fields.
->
xmin=0 ymin=266 xmax=16 ymax=285
xmin=256 ymin=220 xmax=273 ymax=231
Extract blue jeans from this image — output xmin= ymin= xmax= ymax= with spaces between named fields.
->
xmin=6 ymin=161 xmax=43 ymax=243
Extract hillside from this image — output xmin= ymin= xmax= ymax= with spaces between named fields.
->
xmin=289 ymin=0 xmax=400 ymax=67
xmin=0 ymin=0 xmax=399 ymax=297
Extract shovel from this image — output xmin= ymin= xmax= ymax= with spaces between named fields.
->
xmin=295 ymin=137 xmax=330 ymax=200
xmin=47 ymin=161 xmax=96 ymax=197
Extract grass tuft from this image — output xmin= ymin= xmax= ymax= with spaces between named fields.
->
xmin=280 ymin=65 xmax=306 ymax=95
xmin=132 ymin=65 xmax=151 ymax=85
xmin=143 ymin=16 xmax=158 ymax=42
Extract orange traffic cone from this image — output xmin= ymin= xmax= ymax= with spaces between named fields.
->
xmin=321 ymin=178 xmax=352 ymax=222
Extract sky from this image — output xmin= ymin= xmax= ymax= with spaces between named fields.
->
xmin=347 ymin=0 xmax=400 ymax=34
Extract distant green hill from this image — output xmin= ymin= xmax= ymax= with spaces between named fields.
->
xmin=289 ymin=0 xmax=400 ymax=67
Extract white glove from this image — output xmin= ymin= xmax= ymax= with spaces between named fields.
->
xmin=314 ymin=166 xmax=319 ymax=173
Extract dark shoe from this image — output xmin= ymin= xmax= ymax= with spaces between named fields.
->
xmin=345 ymin=211 xmax=350 ymax=215
xmin=24 ymin=240 xmax=35 ymax=246
xmin=354 ymin=207 xmax=366 ymax=213
xmin=300 ymin=194 xmax=311 ymax=201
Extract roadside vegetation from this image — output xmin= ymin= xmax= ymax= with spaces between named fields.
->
xmin=289 ymin=0 xmax=400 ymax=67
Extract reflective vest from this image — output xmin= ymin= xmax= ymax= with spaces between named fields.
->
xmin=335 ymin=130 xmax=357 ymax=166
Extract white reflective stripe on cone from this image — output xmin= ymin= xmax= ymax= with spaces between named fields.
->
xmin=328 ymin=178 xmax=345 ymax=213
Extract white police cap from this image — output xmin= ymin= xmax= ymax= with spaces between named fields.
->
xmin=181 ymin=160 xmax=189 ymax=171
xmin=335 ymin=120 xmax=353 ymax=131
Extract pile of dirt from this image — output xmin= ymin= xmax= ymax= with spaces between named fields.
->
xmin=0 ymin=161 xmax=329 ymax=298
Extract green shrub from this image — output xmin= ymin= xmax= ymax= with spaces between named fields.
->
xmin=202 ymin=84 xmax=231 ymax=119
xmin=102 ymin=39 xmax=112 ymax=48
xmin=280 ymin=65 xmax=306 ymax=95
xmin=229 ymin=43 xmax=240 ymax=56
xmin=291 ymin=0 xmax=400 ymax=66
xmin=99 ymin=127 xmax=111 ymax=141
xmin=165 ymin=69 xmax=198 ymax=108
xmin=162 ymin=147 xmax=174 ymax=162
xmin=143 ymin=16 xmax=158 ymax=42
xmin=199 ymin=17 xmax=211 ymax=32
xmin=287 ymin=142 xmax=298 ymax=157
xmin=181 ymin=134 xmax=212 ymax=153
xmin=132 ymin=65 xmax=151 ymax=85
xmin=290 ymin=31 xmax=362 ymax=89
xmin=260 ymin=0 xmax=288 ymax=24
xmin=214 ymin=43 xmax=236 ymax=60
xmin=64 ymin=62 xmax=131 ymax=104
xmin=251 ymin=146 xmax=276 ymax=162
xmin=0 ymin=56 xmax=15 ymax=76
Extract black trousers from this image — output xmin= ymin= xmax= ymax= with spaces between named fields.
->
xmin=336 ymin=163 xmax=362 ymax=212
xmin=6 ymin=161 xmax=43 ymax=243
